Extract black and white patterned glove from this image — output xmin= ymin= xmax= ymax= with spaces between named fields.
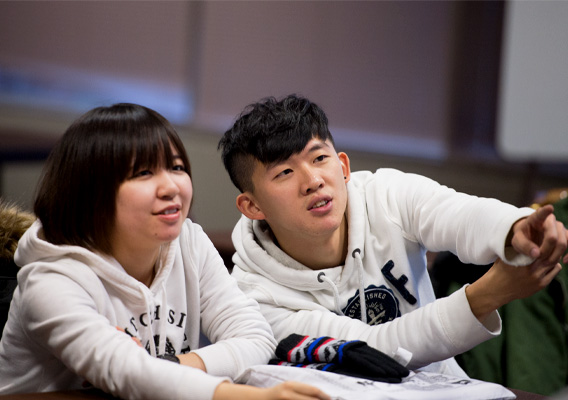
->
xmin=269 ymin=333 xmax=409 ymax=383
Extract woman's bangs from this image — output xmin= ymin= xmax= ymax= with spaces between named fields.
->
xmin=130 ymin=127 xmax=175 ymax=174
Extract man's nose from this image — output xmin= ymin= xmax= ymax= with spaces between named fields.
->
xmin=301 ymin=169 xmax=324 ymax=195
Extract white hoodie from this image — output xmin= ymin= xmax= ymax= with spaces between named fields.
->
xmin=0 ymin=219 xmax=276 ymax=399
xmin=231 ymin=168 xmax=534 ymax=377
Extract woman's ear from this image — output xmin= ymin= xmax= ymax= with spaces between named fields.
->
xmin=338 ymin=152 xmax=351 ymax=183
xmin=236 ymin=193 xmax=266 ymax=220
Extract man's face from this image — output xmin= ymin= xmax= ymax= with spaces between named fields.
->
xmin=238 ymin=138 xmax=351 ymax=246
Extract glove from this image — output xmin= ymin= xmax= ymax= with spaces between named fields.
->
xmin=272 ymin=334 xmax=410 ymax=383
xmin=268 ymin=359 xmax=404 ymax=383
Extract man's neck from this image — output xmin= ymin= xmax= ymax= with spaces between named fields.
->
xmin=276 ymin=216 xmax=349 ymax=270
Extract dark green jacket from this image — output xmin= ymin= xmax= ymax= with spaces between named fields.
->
xmin=432 ymin=197 xmax=568 ymax=396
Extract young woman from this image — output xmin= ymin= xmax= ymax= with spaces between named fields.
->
xmin=0 ymin=104 xmax=329 ymax=400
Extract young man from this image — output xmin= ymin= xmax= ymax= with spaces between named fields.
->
xmin=218 ymin=94 xmax=567 ymax=378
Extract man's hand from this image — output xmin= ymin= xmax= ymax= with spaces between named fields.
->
xmin=466 ymin=258 xmax=562 ymax=323
xmin=510 ymin=205 xmax=568 ymax=265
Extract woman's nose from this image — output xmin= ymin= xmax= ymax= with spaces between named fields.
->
xmin=157 ymin=171 xmax=180 ymax=198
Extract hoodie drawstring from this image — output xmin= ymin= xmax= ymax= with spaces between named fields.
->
xmin=139 ymin=283 xmax=169 ymax=357
xmin=352 ymin=248 xmax=367 ymax=324
xmin=157 ymin=282 xmax=168 ymax=356
xmin=317 ymin=272 xmax=344 ymax=316
xmin=139 ymin=287 xmax=158 ymax=357
xmin=316 ymin=247 xmax=367 ymax=324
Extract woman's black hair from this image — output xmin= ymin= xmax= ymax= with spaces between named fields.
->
xmin=34 ymin=103 xmax=191 ymax=254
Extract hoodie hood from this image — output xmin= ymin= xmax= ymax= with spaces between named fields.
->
xmin=15 ymin=221 xmax=175 ymax=298
xmin=231 ymin=177 xmax=375 ymax=319
xmin=14 ymin=220 xmax=176 ymax=356
xmin=232 ymin=217 xmax=329 ymax=290
xmin=232 ymin=178 xmax=369 ymax=289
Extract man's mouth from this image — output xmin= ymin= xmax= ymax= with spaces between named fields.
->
xmin=310 ymin=200 xmax=329 ymax=210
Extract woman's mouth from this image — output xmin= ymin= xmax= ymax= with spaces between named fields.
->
xmin=154 ymin=205 xmax=182 ymax=216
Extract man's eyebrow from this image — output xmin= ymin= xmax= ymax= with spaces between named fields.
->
xmin=306 ymin=141 xmax=330 ymax=153
xmin=265 ymin=160 xmax=285 ymax=172
xmin=264 ymin=140 xmax=331 ymax=171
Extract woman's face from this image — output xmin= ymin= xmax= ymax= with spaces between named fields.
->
xmin=111 ymin=146 xmax=192 ymax=256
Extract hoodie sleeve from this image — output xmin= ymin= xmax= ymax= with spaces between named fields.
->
xmin=15 ymin=262 xmax=227 ymax=400
xmin=368 ymin=169 xmax=535 ymax=266
xmin=179 ymin=222 xmax=277 ymax=379
xmin=238 ymin=275 xmax=499 ymax=371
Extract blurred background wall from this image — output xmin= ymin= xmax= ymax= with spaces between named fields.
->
xmin=0 ymin=1 xmax=567 ymax=236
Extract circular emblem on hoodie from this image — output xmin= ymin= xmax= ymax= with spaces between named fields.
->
xmin=342 ymin=284 xmax=400 ymax=325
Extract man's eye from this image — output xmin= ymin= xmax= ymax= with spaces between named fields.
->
xmin=277 ymin=169 xmax=293 ymax=178
xmin=315 ymin=155 xmax=327 ymax=162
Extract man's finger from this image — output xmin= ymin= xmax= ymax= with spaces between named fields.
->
xmin=537 ymin=216 xmax=561 ymax=263
xmin=544 ymin=221 xmax=568 ymax=264
xmin=518 ymin=205 xmax=563 ymax=262
xmin=511 ymin=230 xmax=540 ymax=259
xmin=528 ymin=205 xmax=555 ymax=229
xmin=542 ymin=263 xmax=563 ymax=285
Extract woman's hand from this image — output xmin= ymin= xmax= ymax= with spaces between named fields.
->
xmin=177 ymin=352 xmax=207 ymax=371
xmin=214 ymin=381 xmax=330 ymax=400
xmin=263 ymin=381 xmax=330 ymax=400
xmin=115 ymin=327 xmax=329 ymax=398
xmin=116 ymin=327 xmax=142 ymax=347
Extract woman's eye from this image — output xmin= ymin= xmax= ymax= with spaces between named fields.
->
xmin=132 ymin=169 xmax=152 ymax=178
xmin=172 ymin=164 xmax=186 ymax=172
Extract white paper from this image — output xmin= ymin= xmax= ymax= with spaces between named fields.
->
xmin=238 ymin=365 xmax=516 ymax=400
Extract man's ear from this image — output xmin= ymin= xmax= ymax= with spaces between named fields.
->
xmin=236 ymin=193 xmax=266 ymax=220
xmin=338 ymin=152 xmax=351 ymax=183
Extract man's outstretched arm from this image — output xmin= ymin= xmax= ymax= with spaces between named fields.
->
xmin=465 ymin=257 xmax=562 ymax=323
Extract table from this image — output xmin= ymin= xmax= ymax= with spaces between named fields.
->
xmin=0 ymin=387 xmax=550 ymax=399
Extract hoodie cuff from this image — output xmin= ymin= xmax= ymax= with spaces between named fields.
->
xmin=440 ymin=285 xmax=501 ymax=352
xmin=192 ymin=342 xmax=238 ymax=380
xmin=498 ymin=207 xmax=536 ymax=266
